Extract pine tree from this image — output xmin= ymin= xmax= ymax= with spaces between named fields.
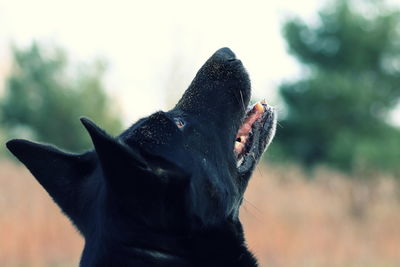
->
xmin=1 ymin=43 xmax=122 ymax=152
xmin=274 ymin=0 xmax=400 ymax=174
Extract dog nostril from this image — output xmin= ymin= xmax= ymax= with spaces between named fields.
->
xmin=174 ymin=118 xmax=185 ymax=129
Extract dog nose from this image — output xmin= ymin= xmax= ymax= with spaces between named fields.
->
xmin=213 ymin=47 xmax=237 ymax=61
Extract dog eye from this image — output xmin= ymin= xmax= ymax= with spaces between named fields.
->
xmin=173 ymin=118 xmax=185 ymax=129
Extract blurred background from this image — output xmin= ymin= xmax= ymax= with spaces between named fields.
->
xmin=1 ymin=0 xmax=400 ymax=266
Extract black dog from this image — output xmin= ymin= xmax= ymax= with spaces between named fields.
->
xmin=6 ymin=48 xmax=276 ymax=266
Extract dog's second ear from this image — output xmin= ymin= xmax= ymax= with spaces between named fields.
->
xmin=6 ymin=139 xmax=95 ymax=232
xmin=80 ymin=118 xmax=189 ymax=194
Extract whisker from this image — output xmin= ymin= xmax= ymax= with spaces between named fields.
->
xmin=239 ymin=90 xmax=246 ymax=113
xmin=243 ymin=198 xmax=265 ymax=223
xmin=243 ymin=198 xmax=263 ymax=215
xmin=251 ymin=153 xmax=264 ymax=179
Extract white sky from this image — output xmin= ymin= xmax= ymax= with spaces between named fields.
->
xmin=0 ymin=0 xmax=324 ymax=125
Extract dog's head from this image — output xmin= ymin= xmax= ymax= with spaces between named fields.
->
xmin=6 ymin=48 xmax=276 ymax=236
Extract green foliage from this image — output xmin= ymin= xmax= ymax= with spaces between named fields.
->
xmin=1 ymin=43 xmax=122 ymax=152
xmin=274 ymin=0 xmax=400 ymax=175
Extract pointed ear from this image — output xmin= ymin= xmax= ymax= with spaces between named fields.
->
xmin=80 ymin=117 xmax=147 ymax=178
xmin=6 ymin=139 xmax=95 ymax=232
xmin=80 ymin=117 xmax=188 ymax=191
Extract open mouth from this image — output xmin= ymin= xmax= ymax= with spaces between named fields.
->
xmin=234 ymin=101 xmax=276 ymax=171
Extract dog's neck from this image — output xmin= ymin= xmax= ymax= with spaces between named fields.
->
xmin=80 ymin=220 xmax=258 ymax=267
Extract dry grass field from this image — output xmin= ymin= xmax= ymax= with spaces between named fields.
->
xmin=1 ymin=161 xmax=400 ymax=267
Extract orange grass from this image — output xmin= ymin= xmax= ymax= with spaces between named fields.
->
xmin=1 ymin=161 xmax=400 ymax=266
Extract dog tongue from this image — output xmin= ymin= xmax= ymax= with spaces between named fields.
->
xmin=234 ymin=102 xmax=265 ymax=156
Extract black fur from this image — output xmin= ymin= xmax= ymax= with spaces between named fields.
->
xmin=6 ymin=48 xmax=276 ymax=266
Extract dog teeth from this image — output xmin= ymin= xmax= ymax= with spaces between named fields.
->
xmin=237 ymin=136 xmax=246 ymax=143
xmin=237 ymin=157 xmax=244 ymax=167
xmin=235 ymin=141 xmax=244 ymax=149
xmin=255 ymin=102 xmax=264 ymax=113
xmin=235 ymin=141 xmax=244 ymax=154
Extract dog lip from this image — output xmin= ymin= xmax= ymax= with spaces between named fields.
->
xmin=235 ymin=102 xmax=276 ymax=170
